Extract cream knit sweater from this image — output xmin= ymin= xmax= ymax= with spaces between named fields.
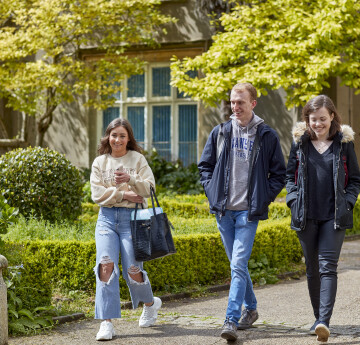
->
xmin=90 ymin=151 xmax=155 ymax=208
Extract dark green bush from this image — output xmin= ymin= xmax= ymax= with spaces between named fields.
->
xmin=6 ymin=218 xmax=303 ymax=300
xmin=0 ymin=194 xmax=19 ymax=246
xmin=144 ymin=149 xmax=203 ymax=195
xmin=3 ymin=242 xmax=53 ymax=312
xmin=0 ymin=147 xmax=83 ymax=222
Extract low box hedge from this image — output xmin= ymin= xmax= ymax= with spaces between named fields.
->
xmin=7 ymin=216 xmax=302 ymax=301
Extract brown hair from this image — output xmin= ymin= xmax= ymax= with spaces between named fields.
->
xmin=302 ymin=95 xmax=341 ymax=140
xmin=231 ymin=83 xmax=257 ymax=101
xmin=98 ymin=118 xmax=142 ymax=155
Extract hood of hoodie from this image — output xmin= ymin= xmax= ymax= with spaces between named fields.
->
xmin=292 ymin=121 xmax=355 ymax=144
xmin=230 ymin=112 xmax=264 ymax=134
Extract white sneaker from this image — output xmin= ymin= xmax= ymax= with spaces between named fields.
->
xmin=96 ymin=320 xmax=116 ymax=341
xmin=139 ymin=297 xmax=162 ymax=327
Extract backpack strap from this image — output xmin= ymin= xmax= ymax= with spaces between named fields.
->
xmin=216 ymin=123 xmax=225 ymax=161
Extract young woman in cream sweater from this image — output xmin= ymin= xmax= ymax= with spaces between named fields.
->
xmin=91 ymin=118 xmax=161 ymax=341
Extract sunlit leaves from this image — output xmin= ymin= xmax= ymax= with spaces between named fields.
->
xmin=170 ymin=0 xmax=360 ymax=108
xmin=0 ymin=0 xmax=173 ymax=115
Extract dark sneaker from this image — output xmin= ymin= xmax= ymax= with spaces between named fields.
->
xmin=309 ymin=320 xmax=319 ymax=335
xmin=237 ymin=309 xmax=259 ymax=330
xmin=315 ymin=323 xmax=330 ymax=342
xmin=221 ymin=319 xmax=238 ymax=341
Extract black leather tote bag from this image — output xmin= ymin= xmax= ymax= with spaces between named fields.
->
xmin=130 ymin=186 xmax=176 ymax=261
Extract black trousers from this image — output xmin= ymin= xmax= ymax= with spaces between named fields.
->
xmin=297 ymin=219 xmax=345 ymax=327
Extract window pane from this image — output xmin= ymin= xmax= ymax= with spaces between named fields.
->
xmin=128 ymin=106 xmax=145 ymax=148
xmin=178 ymin=105 xmax=197 ymax=166
xmin=152 ymin=105 xmax=171 ymax=160
xmin=177 ymin=70 xmax=197 ymax=99
xmin=152 ymin=67 xmax=171 ymax=97
xmin=128 ymin=74 xmax=145 ymax=98
xmin=103 ymin=107 xmax=119 ymax=134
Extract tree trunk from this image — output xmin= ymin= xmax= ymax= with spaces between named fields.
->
xmin=36 ymin=88 xmax=57 ymax=147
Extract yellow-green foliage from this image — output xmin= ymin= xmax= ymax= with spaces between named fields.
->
xmin=253 ymin=218 xmax=302 ymax=266
xmin=268 ymin=202 xmax=291 ymax=220
xmin=8 ymin=218 xmax=303 ymax=301
xmin=3 ymin=243 xmax=52 ymax=311
xmin=171 ymin=217 xmax=217 ymax=235
xmin=80 ymin=195 xmax=291 ymax=221
xmin=348 ymin=199 xmax=360 ymax=235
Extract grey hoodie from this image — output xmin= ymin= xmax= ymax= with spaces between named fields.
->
xmin=226 ymin=113 xmax=264 ymax=210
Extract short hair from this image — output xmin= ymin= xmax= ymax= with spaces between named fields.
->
xmin=98 ymin=118 xmax=142 ymax=155
xmin=231 ymin=83 xmax=257 ymax=101
xmin=302 ymin=95 xmax=341 ymax=140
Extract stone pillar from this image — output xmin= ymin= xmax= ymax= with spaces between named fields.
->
xmin=0 ymin=255 xmax=8 ymax=345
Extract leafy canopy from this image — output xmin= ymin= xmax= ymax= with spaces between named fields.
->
xmin=0 ymin=0 xmax=172 ymax=115
xmin=170 ymin=0 xmax=360 ymax=107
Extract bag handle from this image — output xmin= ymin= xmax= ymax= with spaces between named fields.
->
xmin=134 ymin=202 xmax=144 ymax=221
xmin=134 ymin=185 xmax=159 ymax=221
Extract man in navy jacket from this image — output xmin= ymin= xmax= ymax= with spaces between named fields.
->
xmin=198 ymin=83 xmax=286 ymax=341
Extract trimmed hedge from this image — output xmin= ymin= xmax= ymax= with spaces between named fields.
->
xmin=253 ymin=218 xmax=302 ymax=266
xmin=3 ymin=243 xmax=52 ymax=311
xmin=6 ymin=217 xmax=302 ymax=301
xmin=80 ymin=199 xmax=291 ymax=222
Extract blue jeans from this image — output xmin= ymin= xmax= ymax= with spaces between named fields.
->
xmin=94 ymin=207 xmax=154 ymax=320
xmin=297 ymin=218 xmax=345 ymax=327
xmin=216 ymin=210 xmax=259 ymax=326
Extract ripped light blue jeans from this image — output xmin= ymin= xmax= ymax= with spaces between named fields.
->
xmin=216 ymin=210 xmax=259 ymax=326
xmin=94 ymin=207 xmax=154 ymax=320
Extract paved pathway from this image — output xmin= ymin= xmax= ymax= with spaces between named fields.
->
xmin=8 ymin=239 xmax=360 ymax=345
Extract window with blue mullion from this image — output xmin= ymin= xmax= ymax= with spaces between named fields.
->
xmin=103 ymin=107 xmax=119 ymax=134
xmin=127 ymin=106 xmax=145 ymax=148
xmin=177 ymin=70 xmax=198 ymax=99
xmin=152 ymin=67 xmax=171 ymax=97
xmin=178 ymin=105 xmax=197 ymax=166
xmin=152 ymin=105 xmax=171 ymax=160
xmin=127 ymin=74 xmax=145 ymax=98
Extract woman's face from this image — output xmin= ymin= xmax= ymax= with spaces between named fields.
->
xmin=109 ymin=126 xmax=129 ymax=157
xmin=308 ymin=107 xmax=334 ymax=140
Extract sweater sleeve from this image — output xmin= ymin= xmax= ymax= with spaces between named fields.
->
xmin=127 ymin=155 xmax=155 ymax=198
xmin=90 ymin=160 xmax=124 ymax=206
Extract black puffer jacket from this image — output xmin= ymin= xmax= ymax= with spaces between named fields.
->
xmin=286 ymin=122 xmax=360 ymax=231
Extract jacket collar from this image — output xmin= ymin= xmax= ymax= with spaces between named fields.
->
xmin=292 ymin=121 xmax=355 ymax=144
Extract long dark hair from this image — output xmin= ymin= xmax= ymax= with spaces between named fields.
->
xmin=98 ymin=118 xmax=142 ymax=155
xmin=302 ymin=95 xmax=341 ymax=140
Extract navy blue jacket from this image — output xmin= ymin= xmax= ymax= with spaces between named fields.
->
xmin=198 ymin=119 xmax=286 ymax=220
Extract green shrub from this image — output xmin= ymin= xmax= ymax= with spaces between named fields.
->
xmin=253 ymin=217 xmax=302 ymax=267
xmin=144 ymin=149 xmax=203 ymax=194
xmin=79 ymin=195 xmax=291 ymax=224
xmin=268 ymin=202 xmax=291 ymax=219
xmin=82 ymin=181 xmax=92 ymax=203
xmin=6 ymin=264 xmax=53 ymax=335
xmin=0 ymin=194 xmax=19 ymax=245
xmin=3 ymin=242 xmax=53 ymax=313
xmin=0 ymin=147 xmax=83 ymax=222
xmin=6 ymin=217 xmax=303 ymax=300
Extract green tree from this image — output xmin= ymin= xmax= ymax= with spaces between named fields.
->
xmin=171 ymin=0 xmax=360 ymax=107
xmin=0 ymin=0 xmax=173 ymax=146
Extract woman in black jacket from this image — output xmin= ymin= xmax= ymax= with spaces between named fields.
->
xmin=286 ymin=95 xmax=360 ymax=343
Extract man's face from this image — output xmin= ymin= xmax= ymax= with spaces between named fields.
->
xmin=230 ymin=90 xmax=257 ymax=125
